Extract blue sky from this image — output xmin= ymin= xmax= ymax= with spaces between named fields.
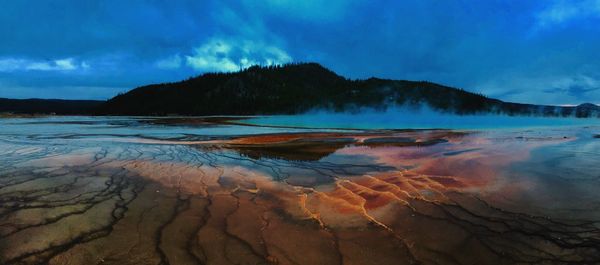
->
xmin=0 ymin=0 xmax=599 ymax=105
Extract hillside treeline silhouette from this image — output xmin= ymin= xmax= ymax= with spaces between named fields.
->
xmin=0 ymin=98 xmax=102 ymax=115
xmin=2 ymin=63 xmax=598 ymax=117
xmin=98 ymin=63 xmax=599 ymax=117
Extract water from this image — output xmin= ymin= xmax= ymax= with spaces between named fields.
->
xmin=0 ymin=116 xmax=346 ymax=140
xmin=243 ymin=107 xmax=600 ymax=130
xmin=1 ymin=115 xmax=600 ymax=264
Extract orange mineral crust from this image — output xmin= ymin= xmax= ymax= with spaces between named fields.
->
xmin=0 ymin=127 xmax=597 ymax=265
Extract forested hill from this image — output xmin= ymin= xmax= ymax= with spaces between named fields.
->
xmin=3 ymin=63 xmax=598 ymax=117
xmin=0 ymin=98 xmax=103 ymax=115
xmin=98 ymin=63 xmax=492 ymax=115
xmin=97 ymin=63 xmax=600 ymax=117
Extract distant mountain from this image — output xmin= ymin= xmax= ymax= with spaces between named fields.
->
xmin=0 ymin=98 xmax=103 ymax=115
xmin=572 ymin=103 xmax=600 ymax=117
xmin=98 ymin=63 xmax=600 ymax=117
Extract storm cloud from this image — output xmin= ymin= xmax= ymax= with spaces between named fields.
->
xmin=0 ymin=0 xmax=599 ymax=105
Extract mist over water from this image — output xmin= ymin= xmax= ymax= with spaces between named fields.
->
xmin=244 ymin=106 xmax=600 ymax=130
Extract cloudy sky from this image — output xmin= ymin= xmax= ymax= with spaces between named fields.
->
xmin=0 ymin=0 xmax=599 ymax=105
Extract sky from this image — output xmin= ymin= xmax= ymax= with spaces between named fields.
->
xmin=0 ymin=0 xmax=599 ymax=105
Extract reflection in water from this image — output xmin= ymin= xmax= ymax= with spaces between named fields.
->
xmin=1 ymin=117 xmax=600 ymax=264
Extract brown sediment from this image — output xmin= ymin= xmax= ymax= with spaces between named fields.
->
xmin=1 ymin=129 xmax=598 ymax=265
xmin=219 ymin=138 xmax=353 ymax=161
xmin=143 ymin=116 xmax=249 ymax=126
xmin=224 ymin=130 xmax=466 ymax=145
xmin=213 ymin=130 xmax=463 ymax=162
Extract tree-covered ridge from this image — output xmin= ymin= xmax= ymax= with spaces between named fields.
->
xmin=2 ymin=63 xmax=598 ymax=117
xmin=0 ymin=98 xmax=103 ymax=115
xmin=99 ymin=63 xmax=600 ymax=117
xmin=99 ymin=63 xmax=488 ymax=115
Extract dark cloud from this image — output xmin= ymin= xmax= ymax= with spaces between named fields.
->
xmin=0 ymin=0 xmax=599 ymax=103
xmin=543 ymin=78 xmax=600 ymax=101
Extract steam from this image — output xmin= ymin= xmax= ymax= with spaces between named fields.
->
xmin=245 ymin=105 xmax=600 ymax=130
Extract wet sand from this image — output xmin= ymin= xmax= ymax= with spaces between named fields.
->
xmin=1 ymin=117 xmax=600 ymax=264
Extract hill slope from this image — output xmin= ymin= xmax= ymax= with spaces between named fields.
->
xmin=99 ymin=63 xmax=498 ymax=115
xmin=0 ymin=98 xmax=104 ymax=115
xmin=98 ymin=63 xmax=599 ymax=117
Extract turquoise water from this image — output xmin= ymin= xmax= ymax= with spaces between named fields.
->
xmin=242 ymin=108 xmax=600 ymax=130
